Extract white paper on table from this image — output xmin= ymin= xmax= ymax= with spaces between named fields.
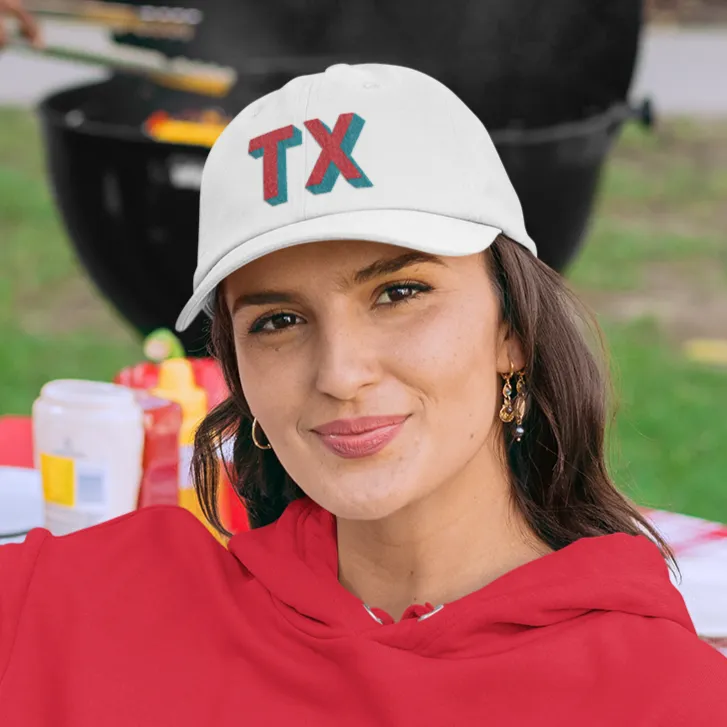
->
xmin=670 ymin=539 xmax=727 ymax=638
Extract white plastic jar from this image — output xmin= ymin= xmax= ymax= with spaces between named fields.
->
xmin=32 ymin=380 xmax=145 ymax=536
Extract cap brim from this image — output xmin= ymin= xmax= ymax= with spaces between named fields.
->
xmin=175 ymin=209 xmax=532 ymax=331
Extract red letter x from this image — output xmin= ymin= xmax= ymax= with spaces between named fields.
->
xmin=304 ymin=113 xmax=372 ymax=195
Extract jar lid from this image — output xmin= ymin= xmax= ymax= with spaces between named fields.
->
xmin=40 ymin=380 xmax=137 ymax=409
xmin=0 ymin=467 xmax=44 ymax=539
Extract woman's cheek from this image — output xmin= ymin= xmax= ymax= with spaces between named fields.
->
xmin=385 ymin=303 xmax=495 ymax=386
xmin=236 ymin=344 xmax=297 ymax=419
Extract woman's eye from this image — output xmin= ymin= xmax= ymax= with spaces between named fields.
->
xmin=375 ymin=283 xmax=430 ymax=305
xmin=250 ymin=312 xmax=302 ymax=334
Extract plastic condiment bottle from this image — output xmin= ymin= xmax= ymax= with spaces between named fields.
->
xmin=151 ymin=359 xmax=207 ymax=521
xmin=134 ymin=393 xmax=183 ymax=509
xmin=32 ymin=380 xmax=145 ymax=536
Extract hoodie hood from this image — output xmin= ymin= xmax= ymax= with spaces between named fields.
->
xmin=227 ymin=497 xmax=696 ymax=658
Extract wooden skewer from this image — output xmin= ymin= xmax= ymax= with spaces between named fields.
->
xmin=7 ymin=37 xmax=237 ymax=97
xmin=22 ymin=0 xmax=203 ymax=40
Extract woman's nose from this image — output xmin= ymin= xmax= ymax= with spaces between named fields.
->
xmin=314 ymin=320 xmax=381 ymax=401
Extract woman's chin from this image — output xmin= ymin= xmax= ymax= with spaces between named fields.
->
xmin=305 ymin=476 xmax=419 ymax=523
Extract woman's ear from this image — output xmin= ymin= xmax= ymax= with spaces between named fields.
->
xmin=496 ymin=324 xmax=526 ymax=375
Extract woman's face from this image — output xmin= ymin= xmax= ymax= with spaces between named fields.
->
xmin=224 ymin=239 xmax=517 ymax=520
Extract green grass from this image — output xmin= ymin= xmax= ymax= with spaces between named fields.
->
xmin=0 ymin=326 xmax=142 ymax=413
xmin=606 ymin=319 xmax=727 ymax=518
xmin=569 ymin=120 xmax=727 ymax=291
xmin=0 ymin=108 xmax=142 ymax=412
xmin=569 ymin=119 xmax=727 ymax=520
xmin=0 ymin=108 xmax=726 ymax=523
xmin=569 ymin=221 xmax=725 ymax=291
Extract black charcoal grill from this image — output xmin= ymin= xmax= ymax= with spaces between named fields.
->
xmin=37 ymin=0 xmax=650 ymax=354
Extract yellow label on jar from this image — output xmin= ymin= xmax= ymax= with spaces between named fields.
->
xmin=40 ymin=453 xmax=75 ymax=507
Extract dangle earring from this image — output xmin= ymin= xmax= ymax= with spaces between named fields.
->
xmin=499 ymin=365 xmax=516 ymax=424
xmin=499 ymin=364 xmax=527 ymax=442
xmin=513 ymin=369 xmax=527 ymax=442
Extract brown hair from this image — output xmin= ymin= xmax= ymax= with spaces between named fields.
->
xmin=192 ymin=236 xmax=679 ymax=577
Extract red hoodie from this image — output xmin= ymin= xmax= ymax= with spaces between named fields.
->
xmin=1 ymin=497 xmax=726 ymax=725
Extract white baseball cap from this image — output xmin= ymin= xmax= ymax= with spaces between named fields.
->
xmin=175 ymin=63 xmax=536 ymax=332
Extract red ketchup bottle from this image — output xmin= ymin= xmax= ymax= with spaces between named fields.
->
xmin=115 ymin=362 xmax=159 ymax=391
xmin=115 ymin=358 xmax=249 ymax=534
xmin=134 ymin=393 xmax=183 ymax=509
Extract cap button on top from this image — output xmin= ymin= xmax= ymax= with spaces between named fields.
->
xmin=325 ymin=63 xmax=376 ymax=85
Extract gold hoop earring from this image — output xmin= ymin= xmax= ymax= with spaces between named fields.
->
xmin=251 ymin=417 xmax=272 ymax=450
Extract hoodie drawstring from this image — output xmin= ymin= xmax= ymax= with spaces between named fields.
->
xmin=363 ymin=604 xmax=385 ymax=625
xmin=363 ymin=603 xmax=445 ymax=625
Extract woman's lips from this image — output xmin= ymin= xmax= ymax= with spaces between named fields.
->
xmin=312 ymin=415 xmax=408 ymax=459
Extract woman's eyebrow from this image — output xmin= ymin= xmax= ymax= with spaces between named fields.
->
xmin=231 ymin=291 xmax=296 ymax=315
xmin=353 ymin=252 xmax=445 ymax=285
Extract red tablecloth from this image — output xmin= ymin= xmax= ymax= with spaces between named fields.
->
xmin=0 ymin=416 xmax=34 ymax=468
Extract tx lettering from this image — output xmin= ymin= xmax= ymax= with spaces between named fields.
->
xmin=248 ymin=113 xmax=373 ymax=206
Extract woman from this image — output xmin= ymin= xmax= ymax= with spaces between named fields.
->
xmin=1 ymin=63 xmax=726 ymax=725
